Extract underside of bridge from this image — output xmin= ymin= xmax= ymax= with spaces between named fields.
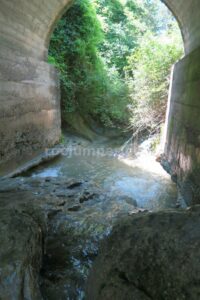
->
xmin=0 ymin=0 xmax=200 ymax=201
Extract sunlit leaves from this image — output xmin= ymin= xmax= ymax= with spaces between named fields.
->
xmin=127 ymin=30 xmax=183 ymax=134
xmin=48 ymin=0 xmax=183 ymax=131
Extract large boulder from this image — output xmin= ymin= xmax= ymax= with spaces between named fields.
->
xmin=0 ymin=194 xmax=45 ymax=300
xmin=86 ymin=208 xmax=200 ymax=300
xmin=0 ymin=177 xmax=139 ymax=299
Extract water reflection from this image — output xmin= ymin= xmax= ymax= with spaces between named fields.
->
xmin=26 ymin=134 xmax=177 ymax=211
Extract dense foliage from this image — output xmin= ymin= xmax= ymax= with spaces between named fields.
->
xmin=49 ymin=1 xmax=104 ymax=114
xmin=48 ymin=0 xmax=183 ymax=134
xmin=127 ymin=25 xmax=183 ymax=135
xmin=49 ymin=0 xmax=129 ymax=128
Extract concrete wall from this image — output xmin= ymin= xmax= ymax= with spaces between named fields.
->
xmin=0 ymin=0 xmax=73 ymax=165
xmin=1 ymin=0 xmax=200 ymax=201
xmin=163 ymin=47 xmax=200 ymax=204
xmin=0 ymin=54 xmax=61 ymax=163
xmin=162 ymin=0 xmax=200 ymax=55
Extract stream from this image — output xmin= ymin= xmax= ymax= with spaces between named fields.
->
xmin=20 ymin=132 xmax=181 ymax=299
xmin=25 ymin=132 xmax=177 ymax=211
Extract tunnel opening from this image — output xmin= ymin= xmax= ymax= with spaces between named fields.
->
xmin=35 ymin=0 xmax=185 ymax=186
xmin=47 ymin=0 xmax=184 ymax=144
xmin=27 ymin=1 xmax=186 ymax=217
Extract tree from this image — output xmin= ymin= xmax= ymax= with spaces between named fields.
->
xmin=126 ymin=26 xmax=183 ymax=135
xmin=48 ymin=0 xmax=183 ymax=133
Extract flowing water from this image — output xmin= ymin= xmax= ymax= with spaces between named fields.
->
xmin=26 ymin=132 xmax=177 ymax=211
xmin=23 ymin=132 xmax=181 ymax=299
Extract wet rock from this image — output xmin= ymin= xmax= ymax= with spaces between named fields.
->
xmin=79 ymin=191 xmax=96 ymax=203
xmin=45 ymin=177 xmax=52 ymax=182
xmin=187 ymin=204 xmax=200 ymax=212
xmin=86 ymin=209 xmax=200 ymax=300
xmin=67 ymin=181 xmax=83 ymax=189
xmin=1 ymin=177 xmax=138 ymax=299
xmin=118 ymin=195 xmax=137 ymax=207
xmin=47 ymin=209 xmax=62 ymax=219
xmin=55 ymin=192 xmax=67 ymax=198
xmin=68 ymin=205 xmax=81 ymax=211
xmin=0 ymin=176 xmax=189 ymax=300
xmin=0 ymin=205 xmax=45 ymax=299
xmin=57 ymin=200 xmax=66 ymax=207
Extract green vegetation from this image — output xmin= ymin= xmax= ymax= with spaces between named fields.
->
xmin=48 ymin=0 xmax=183 ymax=135
xmin=127 ymin=25 xmax=183 ymax=135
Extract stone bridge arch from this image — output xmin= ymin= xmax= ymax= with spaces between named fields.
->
xmin=1 ymin=0 xmax=200 ymax=193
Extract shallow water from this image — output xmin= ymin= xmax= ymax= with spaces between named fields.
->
xmin=26 ymin=133 xmax=178 ymax=211
xmin=21 ymin=133 xmax=181 ymax=299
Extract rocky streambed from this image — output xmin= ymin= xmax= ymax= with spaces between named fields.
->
xmin=0 ymin=176 xmax=200 ymax=300
xmin=0 ymin=133 xmax=199 ymax=299
xmin=86 ymin=206 xmax=200 ymax=300
xmin=0 ymin=176 xmax=141 ymax=299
